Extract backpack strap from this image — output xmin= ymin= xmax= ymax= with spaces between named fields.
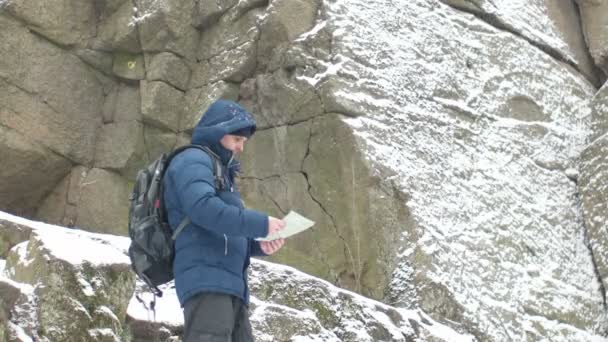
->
xmin=172 ymin=217 xmax=190 ymax=240
xmin=165 ymin=144 xmax=225 ymax=191
xmin=163 ymin=144 xmax=226 ymax=240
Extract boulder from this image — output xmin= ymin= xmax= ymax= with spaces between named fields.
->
xmin=0 ymin=15 xmax=104 ymax=165
xmin=0 ymin=126 xmax=72 ymax=218
xmin=1 ymin=215 xmax=135 ymax=342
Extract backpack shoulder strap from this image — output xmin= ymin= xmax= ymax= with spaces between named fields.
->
xmin=166 ymin=144 xmax=225 ymax=191
xmin=163 ymin=144 xmax=226 ymax=240
xmin=172 ymin=216 xmax=190 ymax=240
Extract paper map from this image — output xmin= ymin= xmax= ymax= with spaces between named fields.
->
xmin=256 ymin=211 xmax=315 ymax=241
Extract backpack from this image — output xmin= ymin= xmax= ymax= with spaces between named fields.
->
xmin=127 ymin=144 xmax=225 ymax=296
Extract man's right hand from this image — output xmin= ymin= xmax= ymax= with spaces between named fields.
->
xmin=267 ymin=216 xmax=286 ymax=237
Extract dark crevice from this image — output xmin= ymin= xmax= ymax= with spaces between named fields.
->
xmin=130 ymin=1 xmax=147 ymax=79
xmin=299 ymin=120 xmax=360 ymax=291
xmin=572 ymin=0 xmax=607 ymax=85
xmin=582 ymin=219 xmax=608 ymax=311
xmin=0 ymin=120 xmax=76 ymax=166
xmin=298 ymin=121 xmax=337 ymax=283
xmin=240 ymin=174 xmax=282 ymax=181
xmin=146 ymin=78 xmax=186 ymax=94
xmin=440 ymin=0 xmax=600 ymax=89
xmin=266 ymin=193 xmax=286 ymax=216
xmin=198 ymin=35 xmax=257 ymax=63
xmin=231 ymin=0 xmax=269 ymax=20
xmin=575 ymin=175 xmax=608 ymax=330
xmin=189 ymin=80 xmax=241 ymax=92
xmin=257 ymin=114 xmax=325 ymax=132
xmin=2 ymin=10 xmax=76 ymax=51
xmin=0 ymin=75 xmax=63 ymax=116
xmin=141 ymin=123 xmax=152 ymax=165
xmin=240 ymin=174 xmax=287 ymax=214
xmin=59 ymin=169 xmax=72 ymax=225
xmin=300 ymin=122 xmax=314 ymax=171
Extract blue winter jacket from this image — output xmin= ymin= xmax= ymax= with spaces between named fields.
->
xmin=163 ymin=100 xmax=269 ymax=307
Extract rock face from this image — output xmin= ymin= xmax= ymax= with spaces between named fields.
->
xmin=1 ymin=0 xmax=608 ymax=341
xmin=309 ymin=0 xmax=605 ymax=340
xmin=579 ymin=83 xmax=608 ymax=321
xmin=0 ymin=213 xmax=135 ymax=342
xmin=576 ymin=0 xmax=608 ymax=75
xmin=439 ymin=0 xmax=604 ymax=85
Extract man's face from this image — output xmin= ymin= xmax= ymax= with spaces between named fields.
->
xmin=220 ymin=134 xmax=248 ymax=154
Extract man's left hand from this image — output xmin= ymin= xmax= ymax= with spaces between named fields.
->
xmin=260 ymin=238 xmax=285 ymax=255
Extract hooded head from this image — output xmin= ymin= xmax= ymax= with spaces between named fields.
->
xmin=191 ymin=100 xmax=257 ymax=165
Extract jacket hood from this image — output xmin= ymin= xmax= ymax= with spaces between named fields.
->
xmin=191 ymin=100 xmax=257 ymax=165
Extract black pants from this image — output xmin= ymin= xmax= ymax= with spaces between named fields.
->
xmin=183 ymin=292 xmax=254 ymax=342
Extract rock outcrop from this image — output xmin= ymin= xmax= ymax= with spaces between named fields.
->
xmin=0 ymin=0 xmax=607 ymax=340
xmin=0 ymin=212 xmax=473 ymax=342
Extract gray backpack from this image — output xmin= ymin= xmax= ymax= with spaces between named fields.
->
xmin=127 ymin=144 xmax=225 ymax=296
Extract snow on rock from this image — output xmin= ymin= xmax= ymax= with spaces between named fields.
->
xmin=438 ymin=0 xmax=600 ymax=85
xmin=126 ymin=280 xmax=183 ymax=341
xmin=0 ymin=210 xmax=474 ymax=341
xmin=127 ymin=258 xmax=476 ymax=341
xmin=579 ymin=85 xmax=608 ymax=308
xmin=0 ymin=211 xmax=135 ymax=342
xmin=282 ymin=0 xmax=606 ymax=340
xmin=249 ymin=259 xmax=475 ymax=341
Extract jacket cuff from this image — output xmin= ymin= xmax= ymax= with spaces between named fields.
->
xmin=250 ymin=240 xmax=267 ymax=257
xmin=244 ymin=209 xmax=268 ymax=238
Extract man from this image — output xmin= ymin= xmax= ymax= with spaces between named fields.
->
xmin=163 ymin=99 xmax=286 ymax=341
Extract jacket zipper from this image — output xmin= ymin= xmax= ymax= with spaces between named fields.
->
xmin=224 ymin=234 xmax=228 ymax=255
xmin=227 ymin=154 xmax=236 ymax=192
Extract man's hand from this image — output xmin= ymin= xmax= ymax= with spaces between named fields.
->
xmin=260 ymin=238 xmax=285 ymax=255
xmin=267 ymin=216 xmax=285 ymax=236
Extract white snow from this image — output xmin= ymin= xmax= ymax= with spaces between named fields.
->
xmin=127 ymin=280 xmax=184 ymax=327
xmin=306 ymin=0 xmax=605 ymax=340
xmin=295 ymin=21 xmax=327 ymax=42
xmin=8 ymin=322 xmax=34 ymax=342
xmin=0 ymin=211 xmax=130 ymax=267
xmin=454 ymin=0 xmax=581 ymax=67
